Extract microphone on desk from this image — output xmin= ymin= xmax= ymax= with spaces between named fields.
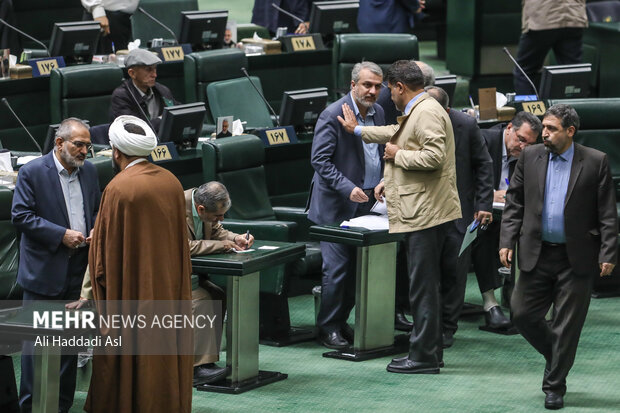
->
xmin=271 ymin=3 xmax=305 ymax=25
xmin=503 ymin=47 xmax=539 ymax=100
xmin=137 ymin=7 xmax=179 ymax=45
xmin=240 ymin=67 xmax=281 ymax=127
xmin=0 ymin=18 xmax=50 ymax=57
xmin=2 ymin=98 xmax=43 ymax=153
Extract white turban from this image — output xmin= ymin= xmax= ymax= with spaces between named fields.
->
xmin=109 ymin=115 xmax=158 ymax=157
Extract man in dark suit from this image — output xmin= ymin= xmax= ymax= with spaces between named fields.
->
xmin=12 ymin=118 xmax=100 ymax=413
xmin=308 ymin=61 xmax=385 ymax=349
xmin=500 ymin=104 xmax=617 ymax=410
xmin=357 ymin=0 xmax=424 ymax=33
xmin=473 ymin=112 xmax=541 ymax=329
xmin=424 ymin=86 xmax=494 ymax=346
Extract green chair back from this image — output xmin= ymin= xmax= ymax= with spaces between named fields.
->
xmin=50 ymin=64 xmax=124 ymax=125
xmin=131 ymin=0 xmax=198 ymax=44
xmin=206 ymin=77 xmax=274 ymax=130
xmin=332 ymin=33 xmax=419 ymax=97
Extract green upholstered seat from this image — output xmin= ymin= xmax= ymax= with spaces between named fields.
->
xmin=0 ymin=187 xmax=20 ymax=300
xmin=50 ymin=64 xmax=124 ymax=125
xmin=183 ymin=49 xmax=248 ymax=123
xmin=202 ymin=135 xmax=321 ymax=343
xmin=236 ymin=24 xmax=270 ymax=40
xmin=206 ymin=77 xmax=275 ymax=130
xmin=88 ymin=156 xmax=115 ymax=192
xmin=332 ymin=33 xmax=419 ymax=98
xmin=131 ymin=0 xmax=198 ymax=44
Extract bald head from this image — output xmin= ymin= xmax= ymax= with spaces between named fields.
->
xmin=414 ymin=61 xmax=435 ymax=87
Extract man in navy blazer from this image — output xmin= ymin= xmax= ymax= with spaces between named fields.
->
xmin=12 ymin=118 xmax=100 ymax=413
xmin=308 ymin=61 xmax=385 ymax=349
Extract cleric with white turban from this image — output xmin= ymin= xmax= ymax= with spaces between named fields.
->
xmin=108 ymin=115 xmax=157 ymax=157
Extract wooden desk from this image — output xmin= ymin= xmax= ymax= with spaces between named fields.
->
xmin=191 ymin=240 xmax=305 ymax=394
xmin=309 ymin=226 xmax=407 ymax=361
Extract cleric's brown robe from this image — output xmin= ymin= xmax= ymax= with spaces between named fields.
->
xmin=86 ymin=162 xmax=193 ymax=413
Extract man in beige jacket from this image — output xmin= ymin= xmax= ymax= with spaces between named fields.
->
xmin=514 ymin=0 xmax=587 ymax=94
xmin=185 ymin=181 xmax=254 ymax=384
xmin=339 ymin=60 xmax=461 ymax=374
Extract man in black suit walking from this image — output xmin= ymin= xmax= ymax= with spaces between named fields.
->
xmin=500 ymin=104 xmax=617 ymax=410
xmin=425 ymin=86 xmax=494 ymax=346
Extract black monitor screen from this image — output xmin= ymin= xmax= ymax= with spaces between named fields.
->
xmin=49 ymin=21 xmax=101 ymax=65
xmin=539 ymin=63 xmax=591 ymax=100
xmin=309 ymin=1 xmax=359 ymax=36
xmin=434 ymin=75 xmax=457 ymax=107
xmin=179 ymin=10 xmax=228 ymax=51
xmin=279 ymin=87 xmax=329 ymax=132
xmin=158 ymin=102 xmax=206 ymax=149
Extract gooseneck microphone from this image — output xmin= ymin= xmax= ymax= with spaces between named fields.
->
xmin=240 ymin=67 xmax=281 ymax=127
xmin=0 ymin=18 xmax=50 ymax=57
xmin=2 ymin=98 xmax=43 ymax=153
xmin=503 ymin=47 xmax=539 ymax=99
xmin=271 ymin=3 xmax=305 ymax=24
xmin=137 ymin=7 xmax=179 ymax=45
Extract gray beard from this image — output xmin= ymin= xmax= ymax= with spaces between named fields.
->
xmin=60 ymin=148 xmax=84 ymax=169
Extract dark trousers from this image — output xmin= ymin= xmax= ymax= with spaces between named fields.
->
xmin=317 ymin=197 xmax=373 ymax=333
xmin=84 ymin=10 xmax=133 ymax=54
xmin=471 ymin=220 xmax=504 ymax=293
xmin=19 ymin=251 xmax=87 ymax=413
xmin=511 ymin=244 xmax=592 ymax=396
xmin=441 ymin=225 xmax=467 ymax=334
xmin=404 ymin=222 xmax=454 ymax=363
xmin=513 ymin=28 xmax=584 ymax=95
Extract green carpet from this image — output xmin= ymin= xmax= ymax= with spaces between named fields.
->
xmin=10 ymin=274 xmax=620 ymax=412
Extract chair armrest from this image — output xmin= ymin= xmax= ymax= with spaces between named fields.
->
xmin=222 ymin=219 xmax=298 ymax=242
xmin=273 ymin=206 xmax=313 ymax=241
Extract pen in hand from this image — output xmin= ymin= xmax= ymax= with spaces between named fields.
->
xmin=245 ymin=230 xmax=250 ymax=250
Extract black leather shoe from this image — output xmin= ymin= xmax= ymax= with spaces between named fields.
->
xmin=391 ymin=355 xmax=444 ymax=368
xmin=442 ymin=330 xmax=455 ymax=348
xmin=387 ymin=358 xmax=440 ymax=374
xmin=319 ymin=331 xmax=350 ymax=350
xmin=341 ymin=324 xmax=354 ymax=344
xmin=544 ymin=392 xmax=564 ymax=410
xmin=485 ymin=306 xmax=512 ymax=329
xmin=193 ymin=363 xmax=228 ymax=385
xmin=395 ymin=311 xmax=414 ymax=331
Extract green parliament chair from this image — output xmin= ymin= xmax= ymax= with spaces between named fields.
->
xmin=332 ymin=33 xmax=420 ymax=99
xmin=0 ymin=187 xmax=20 ymax=301
xmin=131 ymin=0 xmax=198 ymax=44
xmin=183 ymin=48 xmax=248 ymax=128
xmin=206 ymin=77 xmax=275 ymax=130
xmin=49 ymin=64 xmax=124 ymax=125
xmin=236 ymin=24 xmax=270 ymax=41
xmin=202 ymin=135 xmax=322 ymax=346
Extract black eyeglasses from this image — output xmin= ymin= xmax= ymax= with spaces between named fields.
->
xmin=67 ymin=140 xmax=93 ymax=151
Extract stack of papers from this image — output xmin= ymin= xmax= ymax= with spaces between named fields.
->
xmin=341 ymin=214 xmax=389 ymax=230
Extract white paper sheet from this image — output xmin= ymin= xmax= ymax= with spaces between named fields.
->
xmin=341 ymin=214 xmax=389 ymax=230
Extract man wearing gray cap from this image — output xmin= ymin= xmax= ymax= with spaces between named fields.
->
xmin=109 ymin=48 xmax=178 ymax=131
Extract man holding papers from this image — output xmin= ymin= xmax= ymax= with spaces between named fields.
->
xmin=308 ymin=61 xmax=385 ymax=349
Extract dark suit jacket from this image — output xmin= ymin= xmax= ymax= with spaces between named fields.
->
xmin=450 ymin=109 xmax=494 ymax=234
xmin=12 ymin=152 xmax=100 ymax=296
xmin=357 ymin=0 xmax=420 ymax=33
xmin=308 ymin=93 xmax=385 ymax=225
xmin=109 ymin=79 xmax=178 ymax=130
xmin=480 ymin=123 xmax=508 ymax=190
xmin=500 ymin=143 xmax=618 ymax=276
xmin=377 ymin=81 xmax=400 ymax=125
